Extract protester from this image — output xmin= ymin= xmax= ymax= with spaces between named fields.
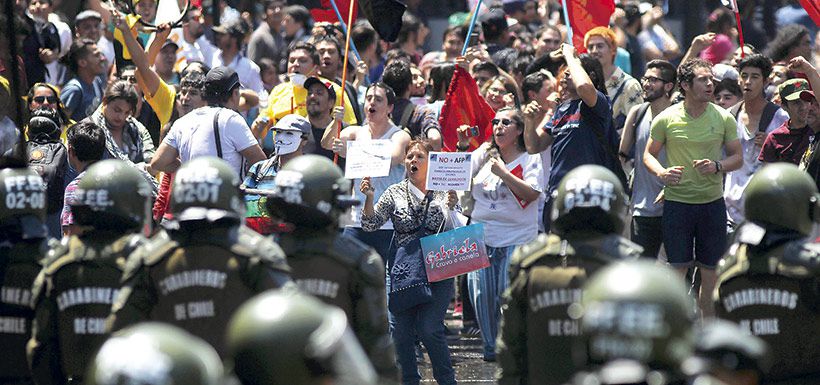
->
xmin=618 ymin=59 xmax=676 ymax=259
xmin=759 ymin=78 xmax=816 ymax=165
xmin=361 ymin=139 xmax=458 ymax=385
xmin=455 ymin=107 xmax=541 ymax=362
xmin=643 ymin=58 xmax=742 ymax=318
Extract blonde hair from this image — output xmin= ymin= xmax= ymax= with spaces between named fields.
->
xmin=583 ymin=26 xmax=617 ymax=49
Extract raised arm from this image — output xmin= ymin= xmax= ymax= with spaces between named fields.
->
xmin=562 ymin=44 xmax=597 ymax=108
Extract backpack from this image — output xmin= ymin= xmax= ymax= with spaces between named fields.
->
xmin=26 ymin=140 xmax=68 ymax=215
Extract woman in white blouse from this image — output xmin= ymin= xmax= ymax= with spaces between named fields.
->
xmin=456 ymin=107 xmax=542 ymax=361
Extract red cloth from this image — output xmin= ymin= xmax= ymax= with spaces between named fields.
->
xmin=800 ymin=0 xmax=820 ymax=26
xmin=438 ymin=66 xmax=496 ymax=152
xmin=310 ymin=0 xmax=358 ymax=23
xmin=564 ymin=0 xmax=616 ymax=51
xmin=152 ymin=172 xmax=174 ymax=222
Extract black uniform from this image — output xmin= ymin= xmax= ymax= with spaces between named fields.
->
xmin=714 ymin=232 xmax=820 ymax=384
xmin=278 ymin=230 xmax=397 ymax=380
xmin=107 ymin=225 xmax=291 ymax=357
xmin=497 ymin=232 xmax=642 ymax=385
xmin=1 ymin=237 xmax=52 ymax=385
xmin=27 ymin=231 xmax=143 ymax=385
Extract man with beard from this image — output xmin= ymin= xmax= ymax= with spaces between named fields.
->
xmin=618 ymin=59 xmax=676 ymax=259
xmin=305 ymin=76 xmax=344 ymax=167
xmin=314 ymin=34 xmax=362 ymax=124
xmin=168 ymin=7 xmax=216 ymax=68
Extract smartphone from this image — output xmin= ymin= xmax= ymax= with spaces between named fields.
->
xmin=468 ymin=31 xmax=480 ymax=47
xmin=466 ymin=126 xmax=480 ymax=137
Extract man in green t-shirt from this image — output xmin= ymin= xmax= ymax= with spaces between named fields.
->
xmin=643 ymin=58 xmax=742 ymax=319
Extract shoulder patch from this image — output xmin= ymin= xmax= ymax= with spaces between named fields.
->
xmin=43 ymin=236 xmax=82 ymax=275
xmin=136 ymin=230 xmax=180 ymax=267
xmin=331 ymin=233 xmax=373 ymax=268
xmin=515 ymin=233 xmax=567 ymax=269
xmin=779 ymin=240 xmax=820 ymax=278
xmin=232 ymin=226 xmax=290 ymax=273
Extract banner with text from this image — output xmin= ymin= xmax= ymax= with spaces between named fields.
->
xmin=421 ymin=223 xmax=490 ymax=282
xmin=345 ymin=139 xmax=392 ymax=179
xmin=426 ymin=152 xmax=473 ymax=191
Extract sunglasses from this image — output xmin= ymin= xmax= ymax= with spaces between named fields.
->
xmin=491 ymin=118 xmax=514 ymax=126
xmin=121 ymin=75 xmax=137 ymax=84
xmin=32 ymin=95 xmax=58 ymax=104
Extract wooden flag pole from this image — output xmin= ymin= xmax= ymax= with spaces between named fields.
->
xmin=335 ymin=0 xmax=356 ymax=165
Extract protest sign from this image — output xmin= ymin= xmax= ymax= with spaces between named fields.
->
xmin=426 ymin=152 xmax=472 ymax=191
xmin=344 ymin=139 xmax=392 ymax=179
xmin=421 ymin=223 xmax=489 ymax=282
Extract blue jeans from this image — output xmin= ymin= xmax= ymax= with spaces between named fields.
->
xmin=391 ymin=279 xmax=456 ymax=385
xmin=343 ymin=227 xmax=394 ymax=264
xmin=467 ymin=245 xmax=513 ymax=359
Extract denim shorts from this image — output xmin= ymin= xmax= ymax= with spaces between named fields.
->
xmin=661 ymin=198 xmax=727 ymax=269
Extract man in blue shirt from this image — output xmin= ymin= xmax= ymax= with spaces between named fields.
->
xmin=60 ymin=39 xmax=106 ymax=122
xmin=523 ymin=43 xmax=621 ymax=232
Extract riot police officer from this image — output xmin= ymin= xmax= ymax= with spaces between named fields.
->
xmin=714 ymin=163 xmax=820 ymax=384
xmin=107 ymin=156 xmax=291 ymax=357
xmin=496 ymin=165 xmax=643 ymax=385
xmin=27 ymin=159 xmax=152 ymax=385
xmin=1 ymin=167 xmax=50 ymax=385
xmin=86 ymin=323 xmax=223 ymax=385
xmin=264 ymin=154 xmax=397 ymax=381
xmin=572 ymin=260 xmax=696 ymax=385
xmin=226 ymin=289 xmax=378 ymax=385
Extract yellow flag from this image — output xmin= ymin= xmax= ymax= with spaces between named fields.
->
xmin=113 ymin=14 xmax=141 ymax=60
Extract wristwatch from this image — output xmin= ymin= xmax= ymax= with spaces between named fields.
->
xmin=714 ymin=160 xmax=722 ymax=174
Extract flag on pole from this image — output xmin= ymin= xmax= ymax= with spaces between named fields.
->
xmin=563 ymin=0 xmax=615 ymax=49
xmin=799 ymin=0 xmax=820 ymax=26
xmin=359 ymin=0 xmax=407 ymax=42
xmin=438 ymin=66 xmax=496 ymax=152
xmin=720 ymin=0 xmax=738 ymax=12
xmin=311 ymin=0 xmax=357 ymax=23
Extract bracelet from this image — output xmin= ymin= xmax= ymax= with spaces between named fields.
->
xmin=714 ymin=160 xmax=722 ymax=174
xmin=456 ymin=143 xmax=469 ymax=151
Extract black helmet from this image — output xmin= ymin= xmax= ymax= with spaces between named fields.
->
xmin=72 ymin=159 xmax=152 ymax=230
xmin=576 ymin=260 xmax=695 ymax=372
xmin=551 ymin=165 xmax=628 ymax=235
xmin=744 ymin=163 xmax=820 ymax=236
xmin=170 ymin=157 xmax=244 ymax=223
xmin=86 ymin=323 xmax=223 ymax=385
xmin=226 ymin=290 xmax=377 ymax=385
xmin=0 ymin=167 xmax=47 ymax=239
xmin=266 ymin=155 xmax=358 ymax=229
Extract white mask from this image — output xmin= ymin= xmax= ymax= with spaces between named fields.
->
xmin=273 ymin=130 xmax=302 ymax=155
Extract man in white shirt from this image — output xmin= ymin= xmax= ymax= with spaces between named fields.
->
xmin=151 ymin=66 xmax=266 ymax=177
xmin=211 ymin=19 xmax=266 ymax=108
xmin=168 ymin=7 xmax=216 ymax=68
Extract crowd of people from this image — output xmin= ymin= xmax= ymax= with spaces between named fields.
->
xmin=1 ymin=0 xmax=820 ymax=384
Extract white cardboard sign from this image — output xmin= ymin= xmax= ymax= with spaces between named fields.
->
xmin=344 ymin=139 xmax=392 ymax=179
xmin=426 ymin=152 xmax=473 ymax=191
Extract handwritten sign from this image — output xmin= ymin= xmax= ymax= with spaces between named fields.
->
xmin=426 ymin=152 xmax=472 ymax=191
xmin=421 ymin=223 xmax=490 ymax=282
xmin=345 ymin=139 xmax=392 ymax=179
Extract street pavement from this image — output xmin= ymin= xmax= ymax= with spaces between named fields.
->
xmin=420 ymin=316 xmax=497 ymax=383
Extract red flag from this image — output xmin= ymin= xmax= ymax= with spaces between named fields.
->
xmin=799 ymin=0 xmax=820 ymax=26
xmin=310 ymin=0 xmax=358 ymax=23
xmin=438 ymin=66 xmax=496 ymax=152
xmin=564 ymin=0 xmax=616 ymax=50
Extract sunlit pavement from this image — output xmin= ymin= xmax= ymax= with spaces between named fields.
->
xmin=419 ymin=318 xmax=497 ymax=383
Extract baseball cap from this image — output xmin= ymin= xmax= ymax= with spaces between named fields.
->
xmin=779 ymin=78 xmax=815 ymax=102
xmin=162 ymin=39 xmax=179 ymax=51
xmin=203 ymin=66 xmax=241 ymax=100
xmin=75 ymin=10 xmax=103 ymax=23
xmin=212 ymin=19 xmax=247 ymax=37
xmin=480 ymin=8 xmax=508 ymax=35
xmin=273 ymin=114 xmax=311 ymax=135
xmin=304 ymin=77 xmax=336 ymax=101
